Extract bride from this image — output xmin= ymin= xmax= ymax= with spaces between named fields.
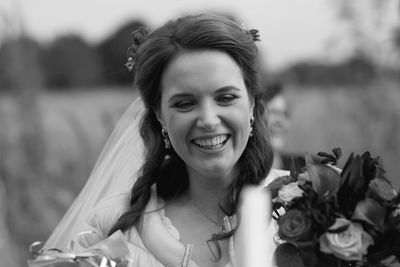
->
xmin=44 ymin=13 xmax=286 ymax=267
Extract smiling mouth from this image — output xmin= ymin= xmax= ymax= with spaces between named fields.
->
xmin=192 ymin=134 xmax=229 ymax=150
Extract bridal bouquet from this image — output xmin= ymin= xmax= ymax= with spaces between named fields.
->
xmin=28 ymin=249 xmax=118 ymax=267
xmin=267 ymin=148 xmax=400 ymax=267
xmin=28 ymin=231 xmax=133 ymax=267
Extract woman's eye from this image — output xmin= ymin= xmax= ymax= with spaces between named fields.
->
xmin=216 ymin=94 xmax=238 ymax=105
xmin=172 ymin=100 xmax=195 ymax=111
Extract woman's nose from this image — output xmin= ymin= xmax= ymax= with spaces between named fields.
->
xmin=196 ymin=103 xmax=221 ymax=130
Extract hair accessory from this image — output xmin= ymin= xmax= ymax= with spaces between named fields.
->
xmin=249 ymin=116 xmax=255 ymax=137
xmin=125 ymin=57 xmax=135 ymax=72
xmin=248 ymin=29 xmax=260 ymax=42
xmin=240 ymin=23 xmax=261 ymax=42
xmin=161 ymin=128 xmax=171 ymax=149
xmin=240 ymin=23 xmax=260 ymax=42
xmin=125 ymin=26 xmax=149 ymax=72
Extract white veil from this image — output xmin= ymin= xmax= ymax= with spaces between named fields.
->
xmin=45 ymin=96 xmax=146 ymax=250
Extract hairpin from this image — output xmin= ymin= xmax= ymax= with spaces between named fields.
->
xmin=248 ymin=29 xmax=260 ymax=41
xmin=125 ymin=57 xmax=135 ymax=72
xmin=125 ymin=26 xmax=149 ymax=72
xmin=240 ymin=23 xmax=260 ymax=42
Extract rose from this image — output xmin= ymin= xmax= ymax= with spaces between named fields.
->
xmin=319 ymin=218 xmax=374 ymax=261
xmin=389 ymin=204 xmax=400 ymax=231
xmin=276 ymin=182 xmax=304 ymax=203
xmin=368 ymin=178 xmax=397 ymax=202
xmin=278 ymin=209 xmax=313 ymax=242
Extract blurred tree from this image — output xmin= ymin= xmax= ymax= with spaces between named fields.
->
xmin=41 ymin=35 xmax=103 ymax=89
xmin=0 ymin=37 xmax=44 ymax=91
xmin=281 ymin=0 xmax=400 ymax=86
xmin=97 ymin=20 xmax=145 ymax=85
xmin=283 ymin=51 xmax=375 ymax=86
xmin=326 ymin=0 xmax=399 ymax=70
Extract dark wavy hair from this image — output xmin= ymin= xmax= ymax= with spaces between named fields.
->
xmin=109 ymin=13 xmax=273 ymax=244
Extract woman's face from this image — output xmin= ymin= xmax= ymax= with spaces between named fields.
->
xmin=157 ymin=50 xmax=254 ymax=181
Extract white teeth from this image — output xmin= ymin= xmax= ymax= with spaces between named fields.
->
xmin=193 ymin=135 xmax=228 ymax=149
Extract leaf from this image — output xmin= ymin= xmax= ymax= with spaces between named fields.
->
xmin=289 ymin=157 xmax=300 ymax=180
xmin=305 ymin=153 xmax=341 ymax=201
xmin=374 ymin=157 xmax=387 ymax=179
xmin=337 ymin=154 xmax=365 ymax=216
xmin=349 ymin=156 xmax=363 ymax=192
xmin=341 ymin=153 xmax=354 ymax=184
xmin=274 ymin=243 xmax=305 ymax=267
xmin=332 ymin=147 xmax=342 ymax=160
xmin=317 ymin=147 xmax=342 ymax=165
xmin=317 ymin=152 xmax=336 ymax=160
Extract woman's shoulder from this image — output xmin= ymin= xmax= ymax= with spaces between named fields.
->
xmin=263 ymin=168 xmax=290 ymax=186
xmin=86 ymin=192 xmax=131 ymax=234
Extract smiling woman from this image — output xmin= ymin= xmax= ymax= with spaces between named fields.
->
xmin=157 ymin=50 xmax=253 ymax=182
xmin=41 ymin=13 xmax=283 ymax=267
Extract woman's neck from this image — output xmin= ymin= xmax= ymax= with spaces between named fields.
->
xmin=188 ymin=179 xmax=226 ymax=212
xmin=185 ymin=170 xmax=233 ymax=217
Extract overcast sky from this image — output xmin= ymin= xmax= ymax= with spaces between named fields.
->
xmin=1 ymin=0 xmax=398 ymax=70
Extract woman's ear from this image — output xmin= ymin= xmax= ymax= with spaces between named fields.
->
xmin=249 ymin=96 xmax=255 ymax=117
xmin=155 ymin=109 xmax=166 ymax=129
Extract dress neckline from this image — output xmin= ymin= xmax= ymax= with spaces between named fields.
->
xmin=135 ymin=172 xmax=286 ymax=267
xmin=137 ymin=186 xmax=235 ymax=267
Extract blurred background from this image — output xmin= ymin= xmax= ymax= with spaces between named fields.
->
xmin=0 ymin=0 xmax=400 ymax=265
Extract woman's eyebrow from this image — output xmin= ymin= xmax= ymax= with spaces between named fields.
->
xmin=215 ymin=86 xmax=241 ymax=93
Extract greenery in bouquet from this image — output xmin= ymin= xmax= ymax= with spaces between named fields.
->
xmin=267 ymin=148 xmax=400 ymax=267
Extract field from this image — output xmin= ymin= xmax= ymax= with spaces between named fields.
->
xmin=1 ymin=80 xmax=400 ymax=266
xmin=0 ymin=88 xmax=137 ymax=266
xmin=284 ymin=79 xmax=400 ymax=188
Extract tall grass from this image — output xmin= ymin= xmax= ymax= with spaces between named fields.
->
xmin=0 ymin=89 xmax=136 ymax=266
xmin=284 ymin=79 xmax=400 ymax=189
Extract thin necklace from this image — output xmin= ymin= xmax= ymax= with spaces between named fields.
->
xmin=190 ymin=198 xmax=226 ymax=235
xmin=190 ymin=198 xmax=227 ymax=262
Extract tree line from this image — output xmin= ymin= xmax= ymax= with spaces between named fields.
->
xmin=0 ymin=20 xmax=145 ymax=91
xmin=1 ymin=19 xmax=400 ymax=91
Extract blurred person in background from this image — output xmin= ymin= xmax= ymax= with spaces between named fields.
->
xmin=263 ymin=81 xmax=305 ymax=170
xmin=42 ymin=13 xmax=285 ymax=267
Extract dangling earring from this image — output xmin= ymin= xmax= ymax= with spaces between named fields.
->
xmin=161 ymin=128 xmax=171 ymax=149
xmin=249 ymin=116 xmax=254 ymax=137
